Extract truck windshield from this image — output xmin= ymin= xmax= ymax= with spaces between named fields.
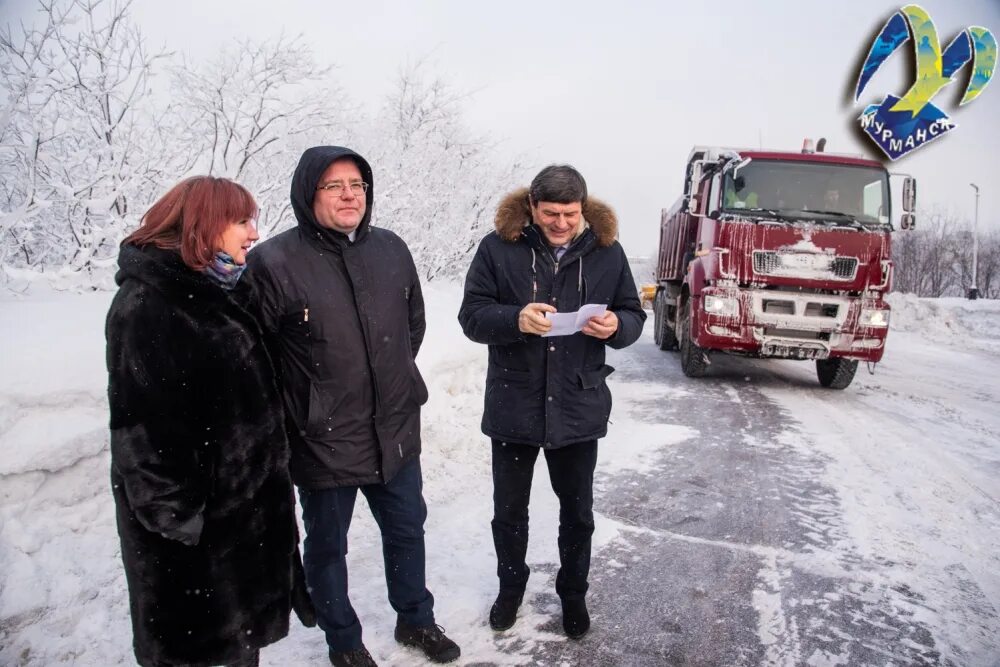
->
xmin=722 ymin=159 xmax=890 ymax=227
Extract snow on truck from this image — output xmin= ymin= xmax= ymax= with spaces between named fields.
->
xmin=652 ymin=139 xmax=916 ymax=389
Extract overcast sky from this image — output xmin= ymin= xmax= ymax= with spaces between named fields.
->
xmin=4 ymin=0 xmax=998 ymax=252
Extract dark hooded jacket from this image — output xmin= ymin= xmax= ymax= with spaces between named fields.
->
xmin=244 ymin=146 xmax=427 ymax=489
xmin=458 ymin=188 xmax=646 ymax=448
xmin=106 ymin=243 xmax=313 ymax=667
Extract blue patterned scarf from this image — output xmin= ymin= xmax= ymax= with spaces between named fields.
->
xmin=202 ymin=251 xmax=246 ymax=290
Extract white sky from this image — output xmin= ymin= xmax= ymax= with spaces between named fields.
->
xmin=3 ymin=0 xmax=998 ymax=251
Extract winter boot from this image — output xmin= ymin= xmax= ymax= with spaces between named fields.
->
xmin=562 ymin=598 xmax=590 ymax=639
xmin=394 ymin=621 xmax=461 ymax=663
xmin=328 ymin=645 xmax=378 ymax=667
xmin=489 ymin=592 xmax=524 ymax=631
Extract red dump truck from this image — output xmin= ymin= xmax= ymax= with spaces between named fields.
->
xmin=653 ymin=141 xmax=916 ymax=389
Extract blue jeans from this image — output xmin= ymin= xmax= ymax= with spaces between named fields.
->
xmin=298 ymin=460 xmax=435 ymax=652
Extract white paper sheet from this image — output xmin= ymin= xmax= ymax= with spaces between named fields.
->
xmin=541 ymin=303 xmax=607 ymax=337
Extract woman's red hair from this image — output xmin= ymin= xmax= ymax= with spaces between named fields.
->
xmin=124 ymin=176 xmax=258 ymax=270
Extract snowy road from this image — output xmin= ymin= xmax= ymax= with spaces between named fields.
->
xmin=521 ymin=318 xmax=1000 ymax=666
xmin=1 ymin=289 xmax=998 ymax=666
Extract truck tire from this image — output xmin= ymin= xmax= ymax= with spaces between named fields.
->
xmin=816 ymin=357 xmax=858 ymax=389
xmin=678 ymin=299 xmax=709 ymax=377
xmin=654 ymin=292 xmax=678 ymax=351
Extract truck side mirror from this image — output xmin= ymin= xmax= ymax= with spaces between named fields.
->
xmin=900 ymin=213 xmax=915 ymax=230
xmin=902 ymin=177 xmax=916 ymax=213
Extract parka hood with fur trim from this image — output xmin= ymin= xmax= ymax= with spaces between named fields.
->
xmin=493 ymin=187 xmax=618 ymax=247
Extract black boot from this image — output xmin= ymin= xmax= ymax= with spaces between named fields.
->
xmin=394 ymin=622 xmax=461 ymax=663
xmin=562 ymin=598 xmax=590 ymax=639
xmin=489 ymin=592 xmax=523 ymax=631
xmin=328 ymin=645 xmax=378 ymax=667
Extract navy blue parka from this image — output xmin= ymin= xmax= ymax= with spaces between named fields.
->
xmin=458 ymin=188 xmax=646 ymax=448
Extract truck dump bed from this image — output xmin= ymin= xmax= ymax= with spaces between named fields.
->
xmin=656 ymin=197 xmax=695 ymax=283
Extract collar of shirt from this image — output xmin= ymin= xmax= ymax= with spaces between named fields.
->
xmin=551 ymin=244 xmax=569 ymax=261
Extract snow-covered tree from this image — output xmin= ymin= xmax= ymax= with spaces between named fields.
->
xmin=169 ymin=35 xmax=353 ymax=236
xmin=892 ymin=210 xmax=961 ymax=296
xmin=890 ymin=208 xmax=1000 ymax=298
xmin=1 ymin=0 xmax=169 ymax=288
xmin=363 ymin=61 xmax=521 ymax=281
xmin=979 ymin=232 xmax=1000 ymax=299
xmin=1 ymin=3 xmax=520 ymax=291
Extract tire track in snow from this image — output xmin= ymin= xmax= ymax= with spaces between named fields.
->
xmin=523 ymin=331 xmax=959 ymax=666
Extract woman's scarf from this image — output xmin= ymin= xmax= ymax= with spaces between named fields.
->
xmin=202 ymin=251 xmax=246 ymax=290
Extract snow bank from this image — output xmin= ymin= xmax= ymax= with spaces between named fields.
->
xmin=887 ymin=292 xmax=1000 ymax=352
xmin=0 ymin=282 xmax=680 ymax=666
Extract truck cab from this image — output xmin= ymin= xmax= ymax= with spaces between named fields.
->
xmin=654 ymin=143 xmax=915 ymax=389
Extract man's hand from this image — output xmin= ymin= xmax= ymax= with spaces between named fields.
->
xmin=518 ymin=302 xmax=557 ymax=335
xmin=581 ymin=310 xmax=618 ymax=340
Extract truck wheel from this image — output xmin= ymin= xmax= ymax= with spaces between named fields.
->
xmin=816 ymin=358 xmax=858 ymax=389
xmin=654 ymin=292 xmax=678 ymax=351
xmin=678 ymin=299 xmax=709 ymax=377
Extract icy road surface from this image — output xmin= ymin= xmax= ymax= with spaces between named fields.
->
xmin=524 ymin=318 xmax=1000 ymax=667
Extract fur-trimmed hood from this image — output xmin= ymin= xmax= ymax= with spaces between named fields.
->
xmin=494 ymin=187 xmax=618 ymax=247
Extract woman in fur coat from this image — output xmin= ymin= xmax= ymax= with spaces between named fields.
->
xmin=106 ymin=177 xmax=313 ymax=667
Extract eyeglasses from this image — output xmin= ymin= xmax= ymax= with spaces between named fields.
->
xmin=316 ymin=181 xmax=369 ymax=197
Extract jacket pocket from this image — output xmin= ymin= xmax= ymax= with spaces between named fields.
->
xmin=305 ymin=378 xmax=344 ymax=437
xmin=410 ymin=362 xmax=429 ymax=407
xmin=280 ymin=299 xmax=311 ymax=330
xmin=577 ymin=364 xmax=615 ymax=389
xmin=486 ymin=367 xmax=532 ymax=383
xmin=566 ymin=364 xmax=614 ymax=437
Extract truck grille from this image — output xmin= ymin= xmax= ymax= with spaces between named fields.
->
xmin=762 ymin=327 xmax=830 ymax=340
xmin=761 ymin=299 xmax=840 ymax=319
xmin=831 ymin=257 xmax=859 ymax=279
xmin=753 ymin=251 xmax=859 ymax=281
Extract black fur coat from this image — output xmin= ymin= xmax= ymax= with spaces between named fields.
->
xmin=106 ymin=244 xmax=313 ymax=667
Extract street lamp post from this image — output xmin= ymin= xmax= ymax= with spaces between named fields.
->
xmin=969 ymin=183 xmax=980 ymax=300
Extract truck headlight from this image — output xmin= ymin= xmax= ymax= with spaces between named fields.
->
xmin=859 ymin=308 xmax=889 ymax=328
xmin=703 ymin=294 xmax=739 ymax=316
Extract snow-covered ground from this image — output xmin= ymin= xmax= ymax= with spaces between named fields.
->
xmin=713 ymin=293 xmax=1000 ymax=666
xmin=1 ymin=285 xmax=998 ymax=666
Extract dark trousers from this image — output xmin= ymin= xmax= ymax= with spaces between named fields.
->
xmin=491 ymin=439 xmax=598 ymax=601
xmin=298 ymin=459 xmax=435 ymax=652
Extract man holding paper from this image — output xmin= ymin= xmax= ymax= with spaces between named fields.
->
xmin=458 ymin=165 xmax=645 ymax=639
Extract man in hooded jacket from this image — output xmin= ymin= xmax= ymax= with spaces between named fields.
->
xmin=245 ymin=146 xmax=459 ymax=667
xmin=458 ymin=164 xmax=646 ymax=640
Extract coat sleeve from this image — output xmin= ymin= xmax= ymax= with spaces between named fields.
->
xmin=243 ymin=250 xmax=283 ymax=336
xmin=605 ymin=246 xmax=647 ymax=350
xmin=458 ymin=237 xmax=525 ymax=345
xmin=106 ymin=290 xmax=208 ymax=545
xmin=405 ymin=248 xmax=426 ymax=359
